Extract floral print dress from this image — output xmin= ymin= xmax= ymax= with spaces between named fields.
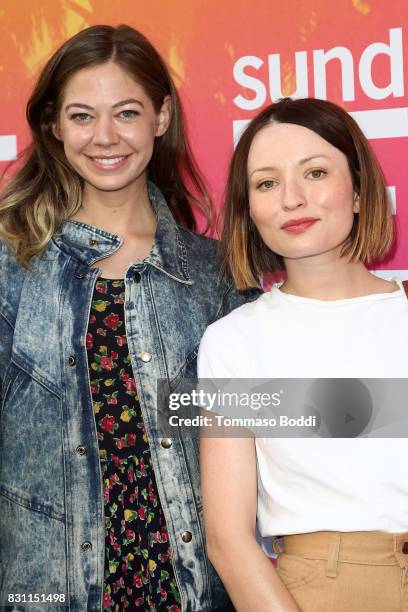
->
xmin=86 ymin=278 xmax=181 ymax=611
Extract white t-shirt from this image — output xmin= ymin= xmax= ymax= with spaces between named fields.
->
xmin=198 ymin=280 xmax=408 ymax=535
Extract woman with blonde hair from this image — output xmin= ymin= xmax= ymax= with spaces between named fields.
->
xmin=199 ymin=97 xmax=408 ymax=611
xmin=0 ymin=24 xmax=255 ymax=611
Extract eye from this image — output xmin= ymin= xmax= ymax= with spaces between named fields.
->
xmin=70 ymin=112 xmax=92 ymax=123
xmin=307 ymin=169 xmax=327 ymax=179
xmin=257 ymin=179 xmax=278 ymax=190
xmin=118 ymin=109 xmax=140 ymax=120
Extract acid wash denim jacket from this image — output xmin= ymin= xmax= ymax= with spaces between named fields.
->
xmin=0 ymin=183 xmax=259 ymax=612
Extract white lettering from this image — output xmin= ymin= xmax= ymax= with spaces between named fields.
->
xmin=359 ymin=28 xmax=404 ymax=99
xmin=268 ymin=51 xmax=308 ymax=100
xmin=233 ymin=55 xmax=266 ymax=110
xmin=313 ymin=46 xmax=355 ymax=101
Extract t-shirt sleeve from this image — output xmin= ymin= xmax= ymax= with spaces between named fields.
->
xmin=198 ymin=321 xmax=240 ymax=379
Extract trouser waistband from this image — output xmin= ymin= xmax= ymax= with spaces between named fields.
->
xmin=273 ymin=531 xmax=408 ymax=577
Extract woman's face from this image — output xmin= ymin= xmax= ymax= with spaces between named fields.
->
xmin=53 ymin=61 xmax=170 ymax=196
xmin=247 ymin=122 xmax=359 ymax=265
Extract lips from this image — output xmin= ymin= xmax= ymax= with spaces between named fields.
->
xmin=88 ymin=155 xmax=130 ymax=170
xmin=281 ymin=217 xmax=318 ymax=233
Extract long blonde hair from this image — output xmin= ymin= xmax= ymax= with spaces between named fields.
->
xmin=0 ymin=25 xmax=211 ymax=267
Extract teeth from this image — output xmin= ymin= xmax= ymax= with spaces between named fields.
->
xmin=93 ymin=157 xmax=125 ymax=165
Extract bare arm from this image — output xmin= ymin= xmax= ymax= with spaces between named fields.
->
xmin=200 ymin=434 xmax=299 ymax=612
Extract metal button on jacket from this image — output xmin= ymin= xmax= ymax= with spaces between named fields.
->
xmin=139 ymin=352 xmax=152 ymax=363
xmin=182 ymin=531 xmax=192 ymax=543
xmin=161 ymin=438 xmax=172 ymax=449
xmin=68 ymin=355 xmax=76 ymax=366
xmin=89 ymin=239 xmax=98 ymax=247
xmin=76 ymin=445 xmax=86 ymax=456
xmin=81 ymin=541 xmax=92 ymax=552
xmin=74 ymin=271 xmax=85 ymax=279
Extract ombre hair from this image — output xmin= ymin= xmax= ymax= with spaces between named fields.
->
xmin=222 ymin=97 xmax=394 ymax=289
xmin=0 ymin=24 xmax=211 ymax=267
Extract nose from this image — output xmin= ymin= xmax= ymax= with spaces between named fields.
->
xmin=92 ymin=116 xmax=119 ymax=148
xmin=281 ymin=178 xmax=306 ymax=211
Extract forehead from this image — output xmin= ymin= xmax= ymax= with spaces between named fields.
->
xmin=61 ymin=61 xmax=147 ymax=103
xmin=247 ymin=122 xmax=347 ymax=171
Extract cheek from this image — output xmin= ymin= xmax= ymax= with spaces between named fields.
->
xmin=121 ymin=122 xmax=156 ymax=146
xmin=61 ymin=127 xmax=91 ymax=153
xmin=249 ymin=195 xmax=278 ymax=227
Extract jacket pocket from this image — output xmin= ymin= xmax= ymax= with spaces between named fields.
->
xmin=0 ymin=362 xmax=65 ymax=520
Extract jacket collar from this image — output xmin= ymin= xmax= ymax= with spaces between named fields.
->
xmin=53 ymin=182 xmax=193 ymax=284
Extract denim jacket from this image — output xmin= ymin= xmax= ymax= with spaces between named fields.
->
xmin=0 ymin=183 xmax=259 ymax=612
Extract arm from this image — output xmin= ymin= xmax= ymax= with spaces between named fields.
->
xmin=201 ymin=435 xmax=299 ymax=611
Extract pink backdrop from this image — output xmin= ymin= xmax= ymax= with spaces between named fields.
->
xmin=1 ymin=0 xmax=407 ymax=275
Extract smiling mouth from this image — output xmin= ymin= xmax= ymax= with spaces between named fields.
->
xmin=88 ymin=155 xmax=130 ymax=169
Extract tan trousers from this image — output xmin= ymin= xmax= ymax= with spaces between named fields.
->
xmin=274 ymin=531 xmax=408 ymax=611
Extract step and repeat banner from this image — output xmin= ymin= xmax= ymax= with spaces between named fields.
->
xmin=0 ymin=0 xmax=407 ymax=275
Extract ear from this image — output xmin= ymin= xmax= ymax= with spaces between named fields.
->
xmin=353 ymin=192 xmax=360 ymax=213
xmin=52 ymin=120 xmax=63 ymax=142
xmin=155 ymin=95 xmax=171 ymax=137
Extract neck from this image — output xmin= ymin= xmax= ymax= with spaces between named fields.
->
xmin=70 ymin=178 xmax=156 ymax=238
xmin=280 ymin=252 xmax=391 ymax=300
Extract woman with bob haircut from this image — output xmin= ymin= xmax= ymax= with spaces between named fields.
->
xmin=0 ymin=24 xmax=256 ymax=612
xmin=198 ymin=97 xmax=408 ymax=611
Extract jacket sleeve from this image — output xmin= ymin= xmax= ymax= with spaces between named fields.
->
xmin=218 ymin=279 xmax=261 ymax=320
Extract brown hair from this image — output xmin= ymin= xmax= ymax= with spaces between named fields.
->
xmin=222 ymin=97 xmax=394 ymax=289
xmin=0 ymin=24 xmax=211 ymax=266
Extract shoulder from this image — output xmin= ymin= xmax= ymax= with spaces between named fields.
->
xmin=178 ymin=226 xmax=220 ymax=263
xmin=203 ymin=294 xmax=266 ymax=343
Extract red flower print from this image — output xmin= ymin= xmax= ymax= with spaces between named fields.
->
xmin=116 ymin=335 xmax=127 ymax=347
xmin=102 ymin=593 xmax=112 ymax=608
xmin=107 ymin=395 xmax=118 ymax=405
xmin=133 ymin=574 xmax=143 ymax=588
xmin=138 ymin=507 xmax=146 ymax=520
xmin=161 ymin=530 xmax=169 ymax=542
xmin=126 ymin=529 xmax=135 ymax=541
xmin=115 ymin=438 xmax=125 ymax=450
xmin=169 ymin=606 xmax=181 ymax=612
xmin=160 ymin=589 xmax=167 ymax=601
xmin=89 ymin=314 xmax=96 ymax=324
xmin=153 ymin=531 xmax=161 ymax=542
xmin=134 ymin=597 xmax=144 ymax=607
xmin=101 ymin=415 xmax=115 ymax=432
xmin=100 ymin=356 xmax=114 ymax=371
xmin=128 ymin=432 xmax=136 ymax=446
xmin=90 ymin=383 xmax=98 ymax=394
xmin=86 ymin=333 xmax=93 ymax=349
xmin=97 ymin=327 xmax=106 ymax=336
xmin=112 ymin=455 xmax=122 ymax=468
xmin=139 ymin=459 xmax=146 ymax=475
xmin=121 ymin=371 xmax=129 ymax=382
xmin=104 ymin=313 xmax=120 ymax=330
xmin=96 ymin=281 xmax=107 ymax=293
xmin=111 ymin=350 xmax=118 ymax=360
xmin=124 ymin=378 xmax=137 ymax=393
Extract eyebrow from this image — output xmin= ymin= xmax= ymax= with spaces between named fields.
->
xmin=249 ymin=155 xmax=330 ymax=177
xmin=64 ymin=98 xmax=144 ymax=112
